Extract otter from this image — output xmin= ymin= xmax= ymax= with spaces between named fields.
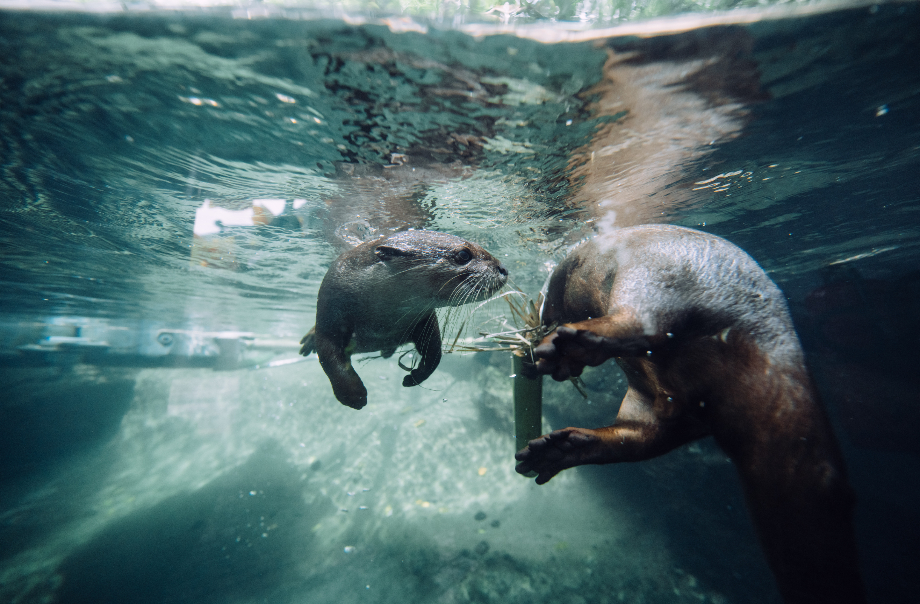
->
xmin=515 ymin=225 xmax=865 ymax=604
xmin=300 ymin=230 xmax=508 ymax=409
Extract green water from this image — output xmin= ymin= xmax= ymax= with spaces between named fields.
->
xmin=1 ymin=2 xmax=918 ymax=603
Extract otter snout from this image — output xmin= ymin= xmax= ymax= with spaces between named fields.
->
xmin=478 ymin=256 xmax=509 ymax=298
xmin=494 ymin=263 xmax=509 ymax=290
xmin=488 ymin=260 xmax=509 ymax=283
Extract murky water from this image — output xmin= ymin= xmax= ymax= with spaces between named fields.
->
xmin=1 ymin=2 xmax=918 ymax=604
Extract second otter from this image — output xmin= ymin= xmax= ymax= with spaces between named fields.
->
xmin=301 ymin=230 xmax=508 ymax=409
xmin=516 ymin=225 xmax=864 ymax=604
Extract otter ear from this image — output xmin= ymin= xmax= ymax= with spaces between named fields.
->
xmin=375 ymin=245 xmax=413 ymax=261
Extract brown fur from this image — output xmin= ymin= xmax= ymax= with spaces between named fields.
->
xmin=515 ymin=225 xmax=864 ymax=604
xmin=301 ymin=230 xmax=507 ymax=409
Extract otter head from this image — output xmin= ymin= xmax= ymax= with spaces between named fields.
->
xmin=374 ymin=230 xmax=508 ymax=308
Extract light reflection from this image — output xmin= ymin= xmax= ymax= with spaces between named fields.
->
xmin=193 ymin=199 xmax=257 ymax=236
xmin=567 ymin=31 xmax=757 ymax=233
xmin=179 ymin=96 xmax=220 ymax=107
xmin=191 ymin=198 xmax=300 ymax=241
xmin=692 ymin=170 xmax=756 ymax=192
xmin=191 ymin=198 xmax=308 ymax=271
xmin=167 ymin=374 xmax=240 ymax=436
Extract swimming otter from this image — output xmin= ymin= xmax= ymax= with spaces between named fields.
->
xmin=515 ymin=225 xmax=864 ymax=604
xmin=300 ymin=230 xmax=508 ymax=409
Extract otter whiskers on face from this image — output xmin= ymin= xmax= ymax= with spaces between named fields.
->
xmin=300 ymin=230 xmax=508 ymax=409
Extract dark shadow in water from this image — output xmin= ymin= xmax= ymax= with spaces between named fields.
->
xmin=545 ymin=366 xmax=783 ymax=604
xmin=0 ymin=367 xmax=135 ymax=480
xmin=585 ymin=452 xmax=782 ymax=604
xmin=53 ymin=443 xmax=334 ymax=604
xmin=797 ymin=267 xmax=920 ymax=604
xmin=798 ymin=267 xmax=920 ymax=455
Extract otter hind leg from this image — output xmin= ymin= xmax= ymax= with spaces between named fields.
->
xmin=514 ymin=427 xmax=607 ymax=485
xmin=299 ymin=326 xmax=316 ymax=356
xmin=730 ymin=407 xmax=865 ymax=603
xmin=402 ymin=312 xmax=442 ymax=387
xmin=515 ymin=388 xmax=707 ymax=484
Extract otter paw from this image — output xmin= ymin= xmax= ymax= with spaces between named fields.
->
xmin=533 ymin=326 xmax=612 ymax=381
xmin=402 ymin=372 xmax=430 ymax=388
xmin=341 ymin=395 xmax=367 ymax=410
xmin=331 ymin=381 xmax=368 ymax=410
xmin=514 ymin=428 xmax=599 ymax=485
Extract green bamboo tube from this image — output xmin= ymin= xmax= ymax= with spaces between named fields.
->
xmin=513 ymin=354 xmax=542 ymax=477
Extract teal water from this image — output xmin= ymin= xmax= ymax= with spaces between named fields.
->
xmin=1 ymin=2 xmax=918 ymax=603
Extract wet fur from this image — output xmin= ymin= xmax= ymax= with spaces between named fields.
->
xmin=515 ymin=225 xmax=864 ymax=604
xmin=301 ymin=230 xmax=507 ymax=409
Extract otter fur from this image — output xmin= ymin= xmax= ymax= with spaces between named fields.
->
xmin=301 ymin=230 xmax=508 ymax=409
xmin=515 ymin=225 xmax=864 ymax=604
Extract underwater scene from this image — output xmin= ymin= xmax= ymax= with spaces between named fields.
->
xmin=1 ymin=1 xmax=918 ymax=603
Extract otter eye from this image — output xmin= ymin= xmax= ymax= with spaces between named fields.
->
xmin=455 ymin=249 xmax=472 ymax=265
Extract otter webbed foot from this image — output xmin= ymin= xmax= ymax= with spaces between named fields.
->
xmin=514 ymin=427 xmax=602 ymax=485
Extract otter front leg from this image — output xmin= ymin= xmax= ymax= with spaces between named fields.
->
xmin=314 ymin=329 xmax=367 ymax=410
xmin=403 ymin=312 xmax=442 ymax=387
xmin=534 ymin=311 xmax=663 ymax=381
xmin=515 ymin=388 xmax=707 ymax=484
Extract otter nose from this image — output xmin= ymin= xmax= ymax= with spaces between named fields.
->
xmin=497 ymin=264 xmax=509 ymax=278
